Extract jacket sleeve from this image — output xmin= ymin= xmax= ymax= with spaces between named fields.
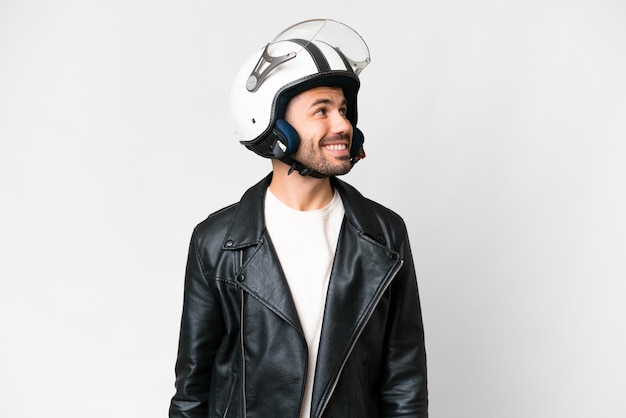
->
xmin=379 ymin=230 xmax=428 ymax=417
xmin=169 ymin=234 xmax=226 ymax=418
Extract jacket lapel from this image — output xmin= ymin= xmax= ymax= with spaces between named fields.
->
xmin=238 ymin=237 xmax=303 ymax=333
xmin=310 ymin=178 xmax=403 ymax=416
xmin=222 ymin=173 xmax=303 ymax=334
xmin=310 ymin=224 xmax=402 ymax=415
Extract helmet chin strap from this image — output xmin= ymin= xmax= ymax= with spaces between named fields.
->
xmin=279 ymin=154 xmax=328 ymax=178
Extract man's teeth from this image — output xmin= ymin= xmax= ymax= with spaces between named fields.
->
xmin=324 ymin=144 xmax=347 ymax=150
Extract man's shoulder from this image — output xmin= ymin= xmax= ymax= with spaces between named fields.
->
xmin=191 ymin=174 xmax=270 ymax=246
xmin=332 ymin=177 xmax=410 ymax=248
xmin=334 ymin=178 xmax=405 ymax=224
xmin=193 ymin=202 xmax=239 ymax=238
xmin=361 ymin=195 xmax=408 ymax=238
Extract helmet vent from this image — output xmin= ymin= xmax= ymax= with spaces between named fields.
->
xmin=246 ymin=44 xmax=296 ymax=93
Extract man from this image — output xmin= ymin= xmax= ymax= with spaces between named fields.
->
xmin=169 ymin=19 xmax=428 ymax=417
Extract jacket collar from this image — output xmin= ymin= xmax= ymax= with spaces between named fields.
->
xmin=222 ymin=172 xmax=386 ymax=249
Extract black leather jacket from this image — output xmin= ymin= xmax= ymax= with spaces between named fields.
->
xmin=169 ymin=174 xmax=428 ymax=417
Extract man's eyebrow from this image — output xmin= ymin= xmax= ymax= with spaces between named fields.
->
xmin=308 ymin=98 xmax=348 ymax=109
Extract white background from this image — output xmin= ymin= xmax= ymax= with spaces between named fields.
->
xmin=1 ymin=1 xmax=625 ymax=417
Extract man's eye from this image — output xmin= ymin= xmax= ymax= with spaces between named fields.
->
xmin=339 ymin=108 xmax=347 ymax=116
xmin=315 ymin=108 xmax=326 ymax=115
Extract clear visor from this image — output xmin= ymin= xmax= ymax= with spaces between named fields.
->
xmin=246 ymin=19 xmax=371 ymax=92
xmin=269 ymin=19 xmax=371 ymax=75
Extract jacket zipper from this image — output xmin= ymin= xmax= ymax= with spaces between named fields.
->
xmin=239 ymin=250 xmax=248 ymax=418
xmin=316 ymin=259 xmax=404 ymax=418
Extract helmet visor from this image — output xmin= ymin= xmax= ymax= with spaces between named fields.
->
xmin=269 ymin=19 xmax=371 ymax=75
xmin=246 ymin=19 xmax=371 ymax=92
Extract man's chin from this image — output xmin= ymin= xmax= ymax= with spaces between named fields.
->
xmin=320 ymin=163 xmax=353 ymax=177
xmin=292 ymin=155 xmax=353 ymax=176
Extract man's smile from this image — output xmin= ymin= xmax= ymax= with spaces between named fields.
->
xmin=323 ymin=143 xmax=348 ymax=151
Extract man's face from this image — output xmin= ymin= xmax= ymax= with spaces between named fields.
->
xmin=284 ymin=86 xmax=354 ymax=176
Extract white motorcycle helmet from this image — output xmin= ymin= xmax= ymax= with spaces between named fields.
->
xmin=229 ymin=19 xmax=371 ymax=176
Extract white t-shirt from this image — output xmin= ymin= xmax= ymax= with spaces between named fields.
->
xmin=264 ymin=187 xmax=345 ymax=418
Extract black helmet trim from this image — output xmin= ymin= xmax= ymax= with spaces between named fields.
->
xmin=289 ymin=38 xmax=333 ymax=73
xmin=275 ymin=71 xmax=359 ymax=123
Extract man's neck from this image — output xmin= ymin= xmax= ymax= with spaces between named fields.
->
xmin=268 ymin=160 xmax=334 ymax=211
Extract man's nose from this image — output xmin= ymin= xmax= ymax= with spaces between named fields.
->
xmin=330 ymin=112 xmax=352 ymax=134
